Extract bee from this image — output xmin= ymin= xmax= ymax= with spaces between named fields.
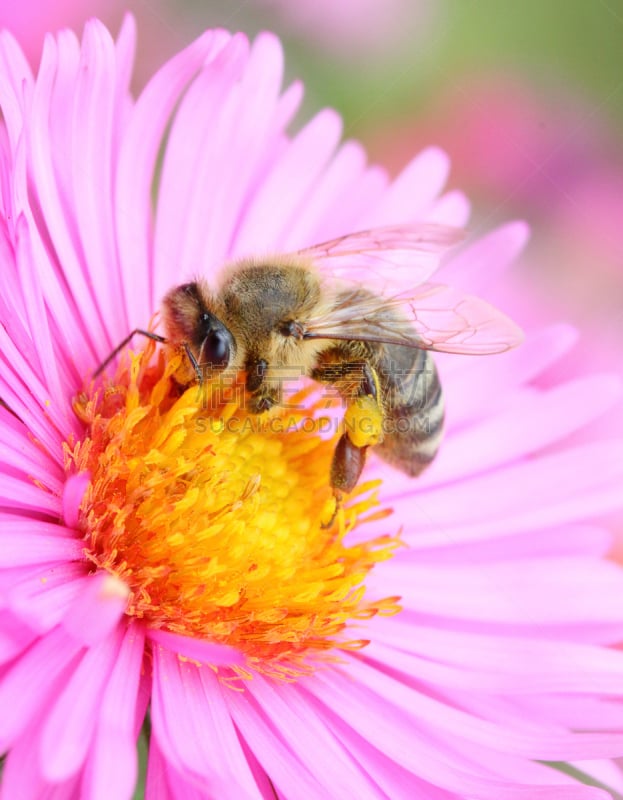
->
xmin=98 ymin=224 xmax=522 ymax=496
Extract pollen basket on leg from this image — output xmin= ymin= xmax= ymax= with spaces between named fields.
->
xmin=66 ymin=349 xmax=400 ymax=673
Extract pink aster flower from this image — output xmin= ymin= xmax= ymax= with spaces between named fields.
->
xmin=2 ymin=15 xmax=623 ymax=800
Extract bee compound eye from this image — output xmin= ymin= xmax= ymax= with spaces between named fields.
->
xmin=202 ymin=330 xmax=230 ymax=368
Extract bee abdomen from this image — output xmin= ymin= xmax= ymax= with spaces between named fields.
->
xmin=374 ymin=348 xmax=444 ymax=477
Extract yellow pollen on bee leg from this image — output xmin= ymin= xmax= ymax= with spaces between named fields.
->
xmin=344 ymin=395 xmax=385 ymax=448
xmin=65 ymin=348 xmax=401 ymax=677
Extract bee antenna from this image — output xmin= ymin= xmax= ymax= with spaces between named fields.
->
xmin=94 ymin=329 xmax=167 ymax=377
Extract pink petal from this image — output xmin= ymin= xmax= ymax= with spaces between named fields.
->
xmin=372 ymin=557 xmax=623 ymax=625
xmin=271 ymin=77 xmax=304 ymax=134
xmin=27 ymin=31 xmax=110 ymax=365
xmin=62 ymin=472 xmax=89 ymax=529
xmin=147 ymin=627 xmax=243 ymax=666
xmin=0 ymin=610 xmax=38 ymax=665
xmin=236 ymin=735 xmax=281 ymax=800
xmin=0 ymin=322 xmax=66 ymax=458
xmin=7 ymin=562 xmax=89 ymax=633
xmin=0 ymin=472 xmax=61 ymax=516
xmin=151 ymin=650 xmax=260 ymax=798
xmin=224 ymin=684 xmax=328 ymax=799
xmin=427 ymin=189 xmax=471 ymax=226
xmin=198 ymin=669 xmax=271 ymax=798
xmin=460 ymin=692 xmax=623 ymax=744
xmin=420 ymin=374 xmax=623 ymax=486
xmin=81 ymin=625 xmax=146 ymax=800
xmin=572 ymin=761 xmax=623 ymax=795
xmin=279 ymin=139 xmax=369 ymax=248
xmin=115 ymin=29 xmax=224 ymax=328
xmin=68 ymin=20 xmax=129 ymax=346
xmin=111 ymin=14 xmax=136 ymax=131
xmin=61 ymin=571 xmax=129 ymax=646
xmin=165 ymin=32 xmax=287 ymax=276
xmin=146 ymin=735 xmax=219 ymax=800
xmin=438 ymin=220 xmax=530 ymax=293
xmin=0 ymin=563 xmax=51 ymax=595
xmin=0 ymin=30 xmax=34 ymax=154
xmin=383 ymin=440 xmax=623 ymax=546
xmin=246 ymin=673 xmax=380 ymax=798
xmin=343 ymin=657 xmax=623 ymax=760
xmin=0 ymin=626 xmax=84 ymax=751
xmin=14 ymin=215 xmax=70 ymax=429
xmin=0 ymin=406 xmax=64 ymax=492
xmin=1 ymin=720 xmax=81 ymax=800
xmin=0 ymin=220 xmax=25 ymax=324
xmin=153 ymin=33 xmax=250 ymax=297
xmin=303 ymin=667 xmax=616 ymax=799
xmin=385 ymin=525 xmax=613 ymax=563
xmin=320 ymin=712 xmax=475 ymax=800
xmin=40 ymin=625 xmax=124 ymax=781
xmin=437 ymin=323 xmax=579 ymax=427
xmin=302 ymin=667 xmax=501 ymax=797
xmin=145 ymin=735 xmax=170 ymax=800
xmin=233 ymin=108 xmax=343 ymax=253
xmin=0 ymin=345 xmax=68 ymax=438
xmin=362 ymin=146 xmax=450 ymax=225
xmin=336 ymin=162 xmax=389 ymax=235
xmin=364 ymin=620 xmax=623 ymax=694
xmin=0 ymin=527 xmax=83 ymax=567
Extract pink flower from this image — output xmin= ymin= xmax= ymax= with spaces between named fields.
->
xmin=2 ymin=16 xmax=623 ymax=800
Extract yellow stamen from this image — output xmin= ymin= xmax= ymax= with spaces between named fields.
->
xmin=65 ymin=346 xmax=401 ymax=676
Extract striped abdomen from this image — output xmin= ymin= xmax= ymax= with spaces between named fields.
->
xmin=371 ymin=344 xmax=443 ymax=476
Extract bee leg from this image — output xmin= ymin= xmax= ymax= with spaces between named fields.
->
xmin=360 ymin=361 xmax=380 ymax=401
xmin=320 ymin=492 xmax=341 ymax=530
xmin=343 ymin=363 xmax=385 ymax=450
xmin=331 ymin=432 xmax=368 ymax=493
xmin=94 ymin=329 xmax=166 ymax=377
xmin=323 ymin=363 xmax=383 ymax=517
xmin=313 ymin=356 xmax=384 ymax=500
xmin=322 ymin=435 xmax=369 ymax=528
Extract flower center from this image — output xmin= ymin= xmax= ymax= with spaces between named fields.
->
xmin=66 ymin=346 xmax=400 ymax=674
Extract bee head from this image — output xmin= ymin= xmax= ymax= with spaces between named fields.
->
xmin=162 ymin=281 xmax=235 ymax=371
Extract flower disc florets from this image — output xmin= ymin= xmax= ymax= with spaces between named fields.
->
xmin=66 ymin=346 xmax=400 ymax=675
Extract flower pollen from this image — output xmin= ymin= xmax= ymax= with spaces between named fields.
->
xmin=66 ymin=347 xmax=401 ymax=675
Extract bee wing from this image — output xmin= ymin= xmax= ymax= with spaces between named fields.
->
xmin=304 ymin=283 xmax=524 ymax=355
xmin=296 ymin=223 xmax=464 ymax=292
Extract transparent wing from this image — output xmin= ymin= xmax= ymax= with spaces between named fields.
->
xmin=296 ymin=223 xmax=464 ymax=292
xmin=304 ymin=283 xmax=524 ymax=356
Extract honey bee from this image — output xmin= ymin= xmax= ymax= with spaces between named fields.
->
xmin=99 ymin=224 xmax=522 ymax=495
